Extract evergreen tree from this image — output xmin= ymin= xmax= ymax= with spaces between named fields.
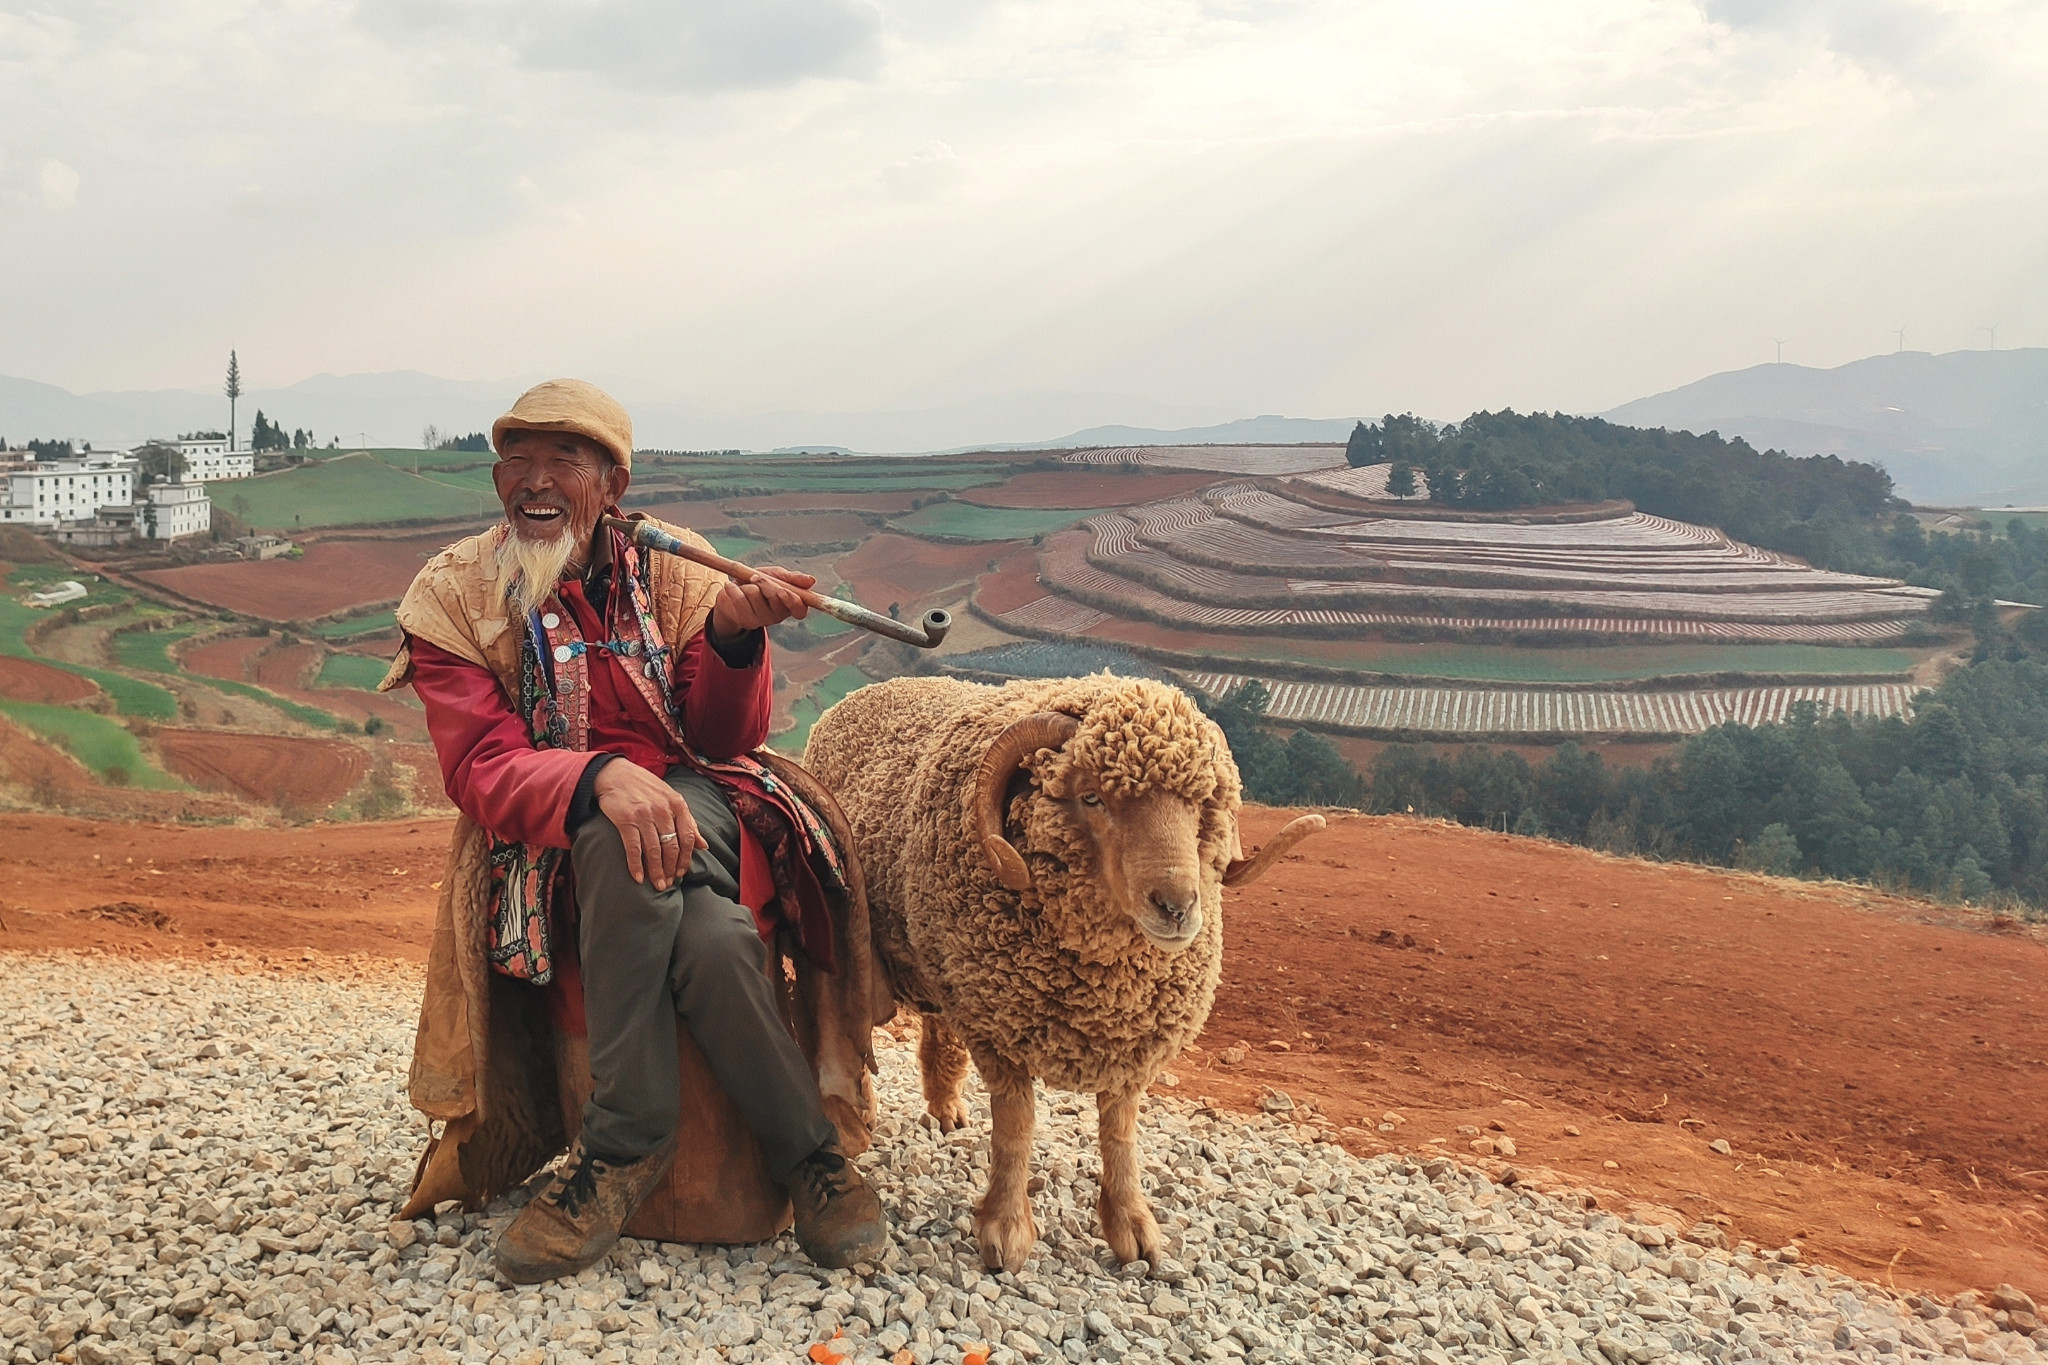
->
xmin=1344 ymin=421 xmax=1380 ymax=468
xmin=224 ymin=351 xmax=242 ymax=451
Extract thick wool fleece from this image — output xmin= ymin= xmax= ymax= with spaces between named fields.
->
xmin=804 ymin=675 xmax=1242 ymax=1098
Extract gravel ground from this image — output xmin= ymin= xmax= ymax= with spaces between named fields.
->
xmin=4 ymin=951 xmax=2045 ymax=1365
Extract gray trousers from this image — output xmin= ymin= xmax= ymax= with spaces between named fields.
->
xmin=571 ymin=764 xmax=835 ymax=1182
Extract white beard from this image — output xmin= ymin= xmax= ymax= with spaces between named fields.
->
xmin=497 ymin=523 xmax=582 ymax=617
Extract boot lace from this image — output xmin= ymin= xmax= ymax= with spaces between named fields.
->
xmin=549 ymin=1149 xmax=610 ymax=1219
xmin=795 ymin=1148 xmax=849 ymax=1206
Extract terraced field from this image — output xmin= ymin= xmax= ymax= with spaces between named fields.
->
xmin=1181 ymin=672 xmax=1920 ymax=737
xmin=970 ymin=469 xmax=1950 ymax=739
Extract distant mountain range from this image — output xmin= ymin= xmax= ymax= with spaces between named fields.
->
xmin=5 ymin=348 xmax=2040 ymax=505
xmin=0 ymin=373 xmax=1245 ymax=459
xmin=1601 ymin=348 xmax=2048 ymax=506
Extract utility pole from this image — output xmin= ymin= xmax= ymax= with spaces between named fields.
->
xmin=224 ymin=351 xmax=242 ymax=450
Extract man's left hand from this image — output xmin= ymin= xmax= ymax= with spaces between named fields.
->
xmin=710 ymin=566 xmax=814 ymax=641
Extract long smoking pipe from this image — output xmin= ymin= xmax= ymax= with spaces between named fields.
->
xmin=603 ymin=514 xmax=953 ymax=650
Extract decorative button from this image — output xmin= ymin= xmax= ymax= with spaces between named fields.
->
xmin=541 ymin=612 xmax=560 ymax=629
xmin=553 ymin=644 xmax=573 ymax=663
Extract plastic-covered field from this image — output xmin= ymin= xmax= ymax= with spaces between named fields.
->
xmin=1180 ymin=670 xmax=1919 ymax=736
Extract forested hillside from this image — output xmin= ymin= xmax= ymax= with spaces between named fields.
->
xmin=1361 ymin=631 xmax=2048 ymax=910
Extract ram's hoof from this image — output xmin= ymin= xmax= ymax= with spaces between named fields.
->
xmin=1100 ymin=1198 xmax=1165 ymax=1268
xmin=976 ymin=1199 xmax=1038 ymax=1273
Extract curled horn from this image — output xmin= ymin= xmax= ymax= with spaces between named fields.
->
xmin=1223 ymin=813 xmax=1327 ymax=886
xmin=975 ymin=712 xmax=1081 ymax=891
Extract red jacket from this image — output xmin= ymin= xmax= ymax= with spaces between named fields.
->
xmin=410 ymin=579 xmax=773 ymax=848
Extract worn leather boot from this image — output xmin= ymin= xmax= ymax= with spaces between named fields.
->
xmin=784 ymin=1143 xmax=889 ymax=1269
xmin=495 ymin=1136 xmax=676 ymax=1284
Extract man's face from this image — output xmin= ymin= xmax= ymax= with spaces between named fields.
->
xmin=492 ymin=433 xmax=628 ymax=542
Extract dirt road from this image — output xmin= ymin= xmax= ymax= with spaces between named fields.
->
xmin=3 ymin=807 xmax=2041 ymax=1301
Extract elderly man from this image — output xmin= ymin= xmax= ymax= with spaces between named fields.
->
xmin=395 ymin=379 xmax=887 ymax=1283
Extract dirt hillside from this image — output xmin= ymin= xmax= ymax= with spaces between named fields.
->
xmin=2 ymin=807 xmax=2041 ymax=1303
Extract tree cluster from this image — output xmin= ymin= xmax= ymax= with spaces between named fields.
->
xmin=1362 ymin=645 xmax=2048 ymax=911
xmin=436 ymin=432 xmax=491 ymax=452
xmin=1198 ymin=681 xmax=1366 ymax=808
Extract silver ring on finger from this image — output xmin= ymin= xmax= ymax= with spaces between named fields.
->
xmin=658 ymin=832 xmax=680 ymax=843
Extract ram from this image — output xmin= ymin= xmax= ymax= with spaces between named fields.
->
xmin=805 ymin=674 xmax=1322 ymax=1271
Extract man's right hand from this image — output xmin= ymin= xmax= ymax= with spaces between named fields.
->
xmin=594 ymin=761 xmax=706 ymax=891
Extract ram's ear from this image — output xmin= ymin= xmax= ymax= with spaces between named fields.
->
xmin=1223 ymin=814 xmax=1326 ymax=887
xmin=974 ymin=712 xmax=1080 ymax=890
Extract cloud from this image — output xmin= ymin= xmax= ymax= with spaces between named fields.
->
xmin=355 ymin=0 xmax=884 ymax=92
xmin=36 ymin=158 xmax=77 ymax=207
xmin=880 ymin=140 xmax=963 ymax=199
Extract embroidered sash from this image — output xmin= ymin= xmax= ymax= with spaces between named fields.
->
xmin=487 ymin=527 xmax=845 ymax=984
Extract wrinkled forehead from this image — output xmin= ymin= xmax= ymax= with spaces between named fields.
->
xmin=497 ymin=430 xmax=616 ymax=473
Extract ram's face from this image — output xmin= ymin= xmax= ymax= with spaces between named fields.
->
xmin=1063 ymin=778 xmax=1208 ymax=949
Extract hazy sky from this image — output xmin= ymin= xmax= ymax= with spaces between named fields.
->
xmin=3 ymin=0 xmax=2043 ymax=423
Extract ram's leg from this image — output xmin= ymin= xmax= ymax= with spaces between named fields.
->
xmin=917 ymin=1015 xmax=971 ymax=1132
xmin=1096 ymin=1086 xmax=1165 ymax=1267
xmin=973 ymin=1052 xmax=1038 ymax=1272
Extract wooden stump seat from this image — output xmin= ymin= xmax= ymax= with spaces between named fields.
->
xmin=552 ymin=1025 xmax=791 ymax=1245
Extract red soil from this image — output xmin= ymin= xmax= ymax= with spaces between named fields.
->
xmin=962 ymin=469 xmax=1220 ymax=509
xmin=178 ymin=635 xmax=424 ymax=740
xmin=136 ymin=534 xmax=454 ymax=620
xmin=974 ymin=554 xmax=1052 ymax=614
xmin=5 ymin=808 xmax=2043 ymax=1301
xmin=737 ymin=513 xmax=878 ymax=545
xmin=1191 ymin=810 xmax=2048 ymax=1300
xmin=154 ymin=729 xmax=370 ymax=808
xmin=834 ymin=535 xmax=1018 ymax=614
xmin=182 ymin=636 xmax=268 ymax=684
xmin=0 ymin=656 xmax=97 ymax=704
xmin=252 ymin=642 xmax=323 ymax=691
xmin=720 ymin=492 xmax=924 ymax=515
xmin=616 ymin=501 xmax=736 ymax=531
xmin=385 ymin=742 xmax=455 ymax=811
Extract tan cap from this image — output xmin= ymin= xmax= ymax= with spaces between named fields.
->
xmin=490 ymin=378 xmax=634 ymax=472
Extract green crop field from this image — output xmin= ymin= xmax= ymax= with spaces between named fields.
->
xmin=886 ymin=503 xmax=1111 ymax=542
xmin=108 ymin=625 xmax=191 ymax=674
xmin=0 ymin=573 xmax=178 ymax=718
xmin=771 ymin=665 xmax=871 ymax=754
xmin=310 ymin=609 xmax=397 ymax=638
xmin=365 ymin=448 xmax=496 ymax=471
xmin=107 ymin=621 xmax=341 ymax=728
xmin=218 ymin=454 xmax=493 ymax=529
xmin=0 ymin=700 xmax=181 ymax=788
xmin=708 ymin=533 xmax=771 ymax=562
xmin=317 ymin=652 xmax=391 ymax=691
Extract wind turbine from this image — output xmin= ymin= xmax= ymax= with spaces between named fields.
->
xmin=1983 ymin=324 xmax=2000 ymax=350
xmin=1772 ymin=338 xmax=1788 ymax=365
xmin=1892 ymin=327 xmax=1906 ymax=353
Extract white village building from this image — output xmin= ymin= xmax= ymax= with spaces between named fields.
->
xmin=136 ymin=481 xmax=213 ymax=540
xmin=170 ymin=436 xmax=254 ymax=480
xmin=0 ymin=449 xmax=137 ymax=526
